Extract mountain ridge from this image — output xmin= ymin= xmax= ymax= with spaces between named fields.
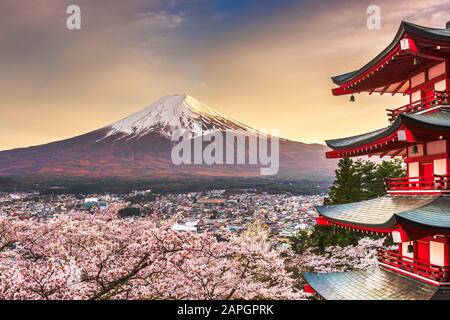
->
xmin=102 ymin=94 xmax=259 ymax=140
xmin=0 ymin=94 xmax=337 ymax=180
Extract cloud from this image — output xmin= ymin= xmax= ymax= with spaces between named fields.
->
xmin=134 ymin=10 xmax=185 ymax=29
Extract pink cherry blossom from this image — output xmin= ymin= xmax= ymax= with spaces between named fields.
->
xmin=0 ymin=207 xmax=306 ymax=300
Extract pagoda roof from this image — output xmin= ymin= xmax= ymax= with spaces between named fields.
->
xmin=326 ymin=109 xmax=450 ymax=156
xmin=304 ymin=267 xmax=448 ymax=300
xmin=332 ymin=22 xmax=450 ymax=95
xmin=316 ymin=195 xmax=450 ymax=231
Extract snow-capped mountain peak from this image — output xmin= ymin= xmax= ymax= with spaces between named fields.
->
xmin=103 ymin=94 xmax=256 ymax=139
xmin=0 ymin=93 xmax=338 ymax=180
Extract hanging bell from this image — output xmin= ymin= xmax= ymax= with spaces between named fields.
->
xmin=412 ymin=144 xmax=419 ymax=154
xmin=407 ymin=243 xmax=414 ymax=253
xmin=349 ymin=94 xmax=356 ymax=102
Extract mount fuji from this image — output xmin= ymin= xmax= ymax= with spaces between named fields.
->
xmin=0 ymin=94 xmax=336 ymax=181
xmin=103 ymin=94 xmax=258 ymax=139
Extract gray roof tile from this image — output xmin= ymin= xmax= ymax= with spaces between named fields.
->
xmin=304 ymin=268 xmax=438 ymax=300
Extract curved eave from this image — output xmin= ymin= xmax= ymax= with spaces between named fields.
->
xmin=315 ymin=195 xmax=421 ymax=231
xmin=395 ymin=216 xmax=450 ymax=234
xmin=316 ymin=195 xmax=450 ymax=232
xmin=325 ymin=110 xmax=450 ymax=157
xmin=331 ymin=21 xmax=450 ymax=95
xmin=326 ymin=116 xmax=402 ymax=150
xmin=395 ymin=196 xmax=450 ymax=229
xmin=304 ymin=268 xmax=439 ymax=300
xmin=402 ymin=110 xmax=450 ymax=131
xmin=317 ymin=214 xmax=398 ymax=232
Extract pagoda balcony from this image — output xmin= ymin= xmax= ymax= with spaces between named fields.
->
xmin=387 ymin=90 xmax=450 ymax=122
xmin=379 ymin=250 xmax=450 ymax=285
xmin=386 ymin=175 xmax=450 ymax=194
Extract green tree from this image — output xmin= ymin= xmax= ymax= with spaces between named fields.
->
xmin=327 ymin=158 xmax=361 ymax=205
xmin=292 ymin=158 xmax=405 ymax=253
xmin=328 ymin=157 xmax=405 ymax=204
xmin=290 ymin=226 xmax=363 ymax=254
xmin=354 ymin=159 xmax=377 ymax=200
xmin=372 ymin=159 xmax=405 ymax=196
xmin=289 ymin=229 xmax=311 ymax=254
xmin=118 ymin=207 xmax=141 ymax=218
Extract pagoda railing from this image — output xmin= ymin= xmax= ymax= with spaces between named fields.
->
xmin=387 ymin=90 xmax=450 ymax=122
xmin=385 ymin=175 xmax=450 ymax=191
xmin=379 ymin=250 xmax=450 ymax=283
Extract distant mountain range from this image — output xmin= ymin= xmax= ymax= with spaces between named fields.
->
xmin=0 ymin=94 xmax=336 ymax=181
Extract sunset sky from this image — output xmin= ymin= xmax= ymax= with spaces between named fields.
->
xmin=2 ymin=0 xmax=450 ymax=151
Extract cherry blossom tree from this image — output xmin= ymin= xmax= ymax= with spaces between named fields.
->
xmin=0 ymin=207 xmax=305 ymax=300
xmin=296 ymin=237 xmax=387 ymax=273
xmin=0 ymin=205 xmax=395 ymax=300
xmin=287 ymin=236 xmax=397 ymax=295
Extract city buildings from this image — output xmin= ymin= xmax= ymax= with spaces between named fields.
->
xmin=0 ymin=191 xmax=323 ymax=239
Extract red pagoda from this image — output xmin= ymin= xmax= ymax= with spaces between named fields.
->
xmin=304 ymin=21 xmax=450 ymax=300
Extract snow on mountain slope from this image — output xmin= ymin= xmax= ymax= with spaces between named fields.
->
xmin=102 ymin=94 xmax=258 ymax=140
xmin=0 ymin=93 xmax=337 ymax=180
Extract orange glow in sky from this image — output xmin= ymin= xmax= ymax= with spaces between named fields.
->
xmin=1 ymin=0 xmax=450 ymax=150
